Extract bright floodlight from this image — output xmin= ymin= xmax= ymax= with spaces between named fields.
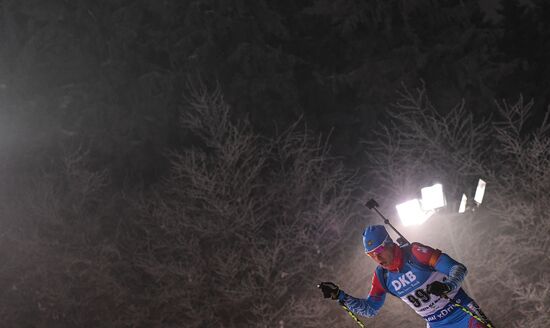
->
xmin=421 ymin=183 xmax=446 ymax=211
xmin=396 ymin=199 xmax=430 ymax=226
xmin=474 ymin=179 xmax=486 ymax=204
xmin=458 ymin=194 xmax=467 ymax=213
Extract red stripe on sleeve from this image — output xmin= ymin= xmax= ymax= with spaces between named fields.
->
xmin=411 ymin=242 xmax=441 ymax=267
xmin=369 ymin=271 xmax=386 ymax=297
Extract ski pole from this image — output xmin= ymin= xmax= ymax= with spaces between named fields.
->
xmin=468 ymin=301 xmax=495 ymax=328
xmin=339 ymin=301 xmax=367 ymax=328
xmin=442 ymin=295 xmax=495 ymax=328
xmin=365 ymin=199 xmax=410 ymax=246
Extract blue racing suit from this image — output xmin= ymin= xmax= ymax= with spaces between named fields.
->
xmin=338 ymin=243 xmax=488 ymax=328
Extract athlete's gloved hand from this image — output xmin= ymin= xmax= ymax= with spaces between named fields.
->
xmin=317 ymin=282 xmax=340 ymax=300
xmin=426 ymin=281 xmax=451 ymax=296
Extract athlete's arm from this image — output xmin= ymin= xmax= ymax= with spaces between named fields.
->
xmin=411 ymin=242 xmax=468 ymax=291
xmin=433 ymin=253 xmax=467 ymax=291
xmin=337 ymin=274 xmax=386 ymax=317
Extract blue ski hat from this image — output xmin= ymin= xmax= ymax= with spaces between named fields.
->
xmin=362 ymin=225 xmax=392 ymax=253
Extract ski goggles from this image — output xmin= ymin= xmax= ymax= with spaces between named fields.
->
xmin=366 ymin=244 xmax=386 ymax=256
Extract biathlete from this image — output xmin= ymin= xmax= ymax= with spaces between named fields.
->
xmin=319 ymin=225 xmax=494 ymax=327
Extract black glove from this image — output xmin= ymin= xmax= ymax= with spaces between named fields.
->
xmin=426 ymin=281 xmax=451 ymax=297
xmin=317 ymin=282 xmax=340 ymax=300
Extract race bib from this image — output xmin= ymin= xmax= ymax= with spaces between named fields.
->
xmin=399 ymin=271 xmax=459 ymax=317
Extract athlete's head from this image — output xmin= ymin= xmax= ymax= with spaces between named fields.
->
xmin=363 ymin=225 xmax=395 ymax=266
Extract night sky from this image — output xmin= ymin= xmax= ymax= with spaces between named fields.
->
xmin=0 ymin=1 xmax=549 ymax=327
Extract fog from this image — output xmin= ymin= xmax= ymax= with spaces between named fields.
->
xmin=0 ymin=1 xmax=549 ymax=327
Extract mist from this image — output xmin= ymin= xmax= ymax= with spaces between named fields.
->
xmin=0 ymin=1 xmax=549 ymax=327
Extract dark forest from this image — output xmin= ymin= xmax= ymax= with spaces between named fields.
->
xmin=0 ymin=1 xmax=549 ymax=327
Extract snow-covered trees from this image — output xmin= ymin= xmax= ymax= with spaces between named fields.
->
xmin=0 ymin=83 xmax=363 ymax=327
xmin=366 ymin=84 xmax=550 ymax=327
xmin=1 ymin=1 xmax=549 ymax=326
xmin=128 ymin=84 xmax=361 ymax=327
xmin=0 ymin=148 xmax=127 ymax=327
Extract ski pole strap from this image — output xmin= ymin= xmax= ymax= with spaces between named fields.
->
xmin=339 ymin=301 xmax=367 ymax=328
xmin=442 ymin=295 xmax=495 ymax=328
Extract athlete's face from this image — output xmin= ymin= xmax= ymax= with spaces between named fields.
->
xmin=367 ymin=243 xmax=394 ymax=266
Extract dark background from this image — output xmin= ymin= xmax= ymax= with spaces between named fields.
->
xmin=0 ymin=0 xmax=549 ymax=327
xmin=2 ymin=0 xmax=548 ymax=182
